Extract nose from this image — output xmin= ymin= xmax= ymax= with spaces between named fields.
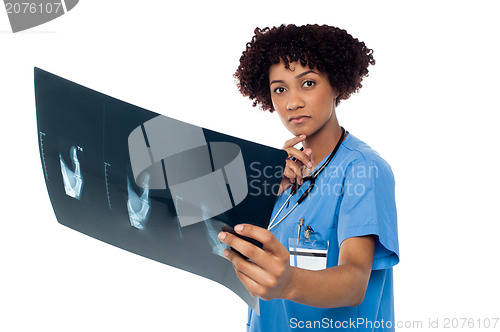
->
xmin=286 ymin=90 xmax=305 ymax=111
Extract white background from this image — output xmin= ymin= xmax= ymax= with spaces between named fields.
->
xmin=1 ymin=1 xmax=499 ymax=331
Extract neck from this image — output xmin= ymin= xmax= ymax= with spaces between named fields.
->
xmin=302 ymin=117 xmax=344 ymax=167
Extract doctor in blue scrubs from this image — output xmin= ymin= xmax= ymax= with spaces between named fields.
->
xmin=219 ymin=24 xmax=399 ymax=331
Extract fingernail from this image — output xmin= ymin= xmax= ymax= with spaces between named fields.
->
xmin=235 ymin=224 xmax=244 ymax=232
xmin=307 ymin=161 xmax=313 ymax=168
xmin=218 ymin=232 xmax=226 ymax=241
xmin=300 ymin=134 xmax=306 ymax=138
xmin=223 ymin=249 xmax=230 ymax=257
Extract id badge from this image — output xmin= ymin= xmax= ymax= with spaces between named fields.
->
xmin=288 ymin=238 xmax=329 ymax=271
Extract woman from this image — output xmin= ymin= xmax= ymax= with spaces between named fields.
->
xmin=218 ymin=24 xmax=399 ymax=331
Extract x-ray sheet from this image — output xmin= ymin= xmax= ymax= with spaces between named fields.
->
xmin=34 ymin=67 xmax=287 ymax=313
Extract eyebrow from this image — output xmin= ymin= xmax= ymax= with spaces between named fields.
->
xmin=269 ymin=70 xmax=319 ymax=85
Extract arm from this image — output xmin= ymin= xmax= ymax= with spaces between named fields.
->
xmin=218 ymin=224 xmax=375 ymax=308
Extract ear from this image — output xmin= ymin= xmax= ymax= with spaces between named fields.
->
xmin=332 ymin=88 xmax=340 ymax=107
xmin=332 ymin=87 xmax=340 ymax=99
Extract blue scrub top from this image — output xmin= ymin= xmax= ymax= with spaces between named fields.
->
xmin=247 ymin=133 xmax=399 ymax=332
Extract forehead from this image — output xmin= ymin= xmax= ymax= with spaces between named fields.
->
xmin=269 ymin=60 xmax=324 ymax=80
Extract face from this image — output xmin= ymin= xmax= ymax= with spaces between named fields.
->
xmin=269 ymin=60 xmax=339 ymax=137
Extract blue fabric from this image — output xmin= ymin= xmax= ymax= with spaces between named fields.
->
xmin=247 ymin=133 xmax=399 ymax=332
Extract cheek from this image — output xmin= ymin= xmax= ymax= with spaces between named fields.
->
xmin=272 ymin=99 xmax=287 ymax=121
xmin=309 ymin=92 xmax=335 ymax=115
xmin=277 ymin=111 xmax=291 ymax=128
xmin=270 ymin=95 xmax=282 ymax=112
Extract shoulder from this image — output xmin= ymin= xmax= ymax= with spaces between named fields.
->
xmin=338 ymin=133 xmax=395 ymax=182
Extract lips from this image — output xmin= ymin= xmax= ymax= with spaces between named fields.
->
xmin=289 ymin=115 xmax=311 ymax=124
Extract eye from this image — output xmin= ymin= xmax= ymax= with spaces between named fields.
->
xmin=273 ymin=87 xmax=286 ymax=94
xmin=303 ymin=80 xmax=315 ymax=88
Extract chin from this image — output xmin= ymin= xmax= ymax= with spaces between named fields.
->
xmin=290 ymin=127 xmax=312 ymax=137
xmin=284 ymin=123 xmax=304 ymax=134
xmin=288 ymin=128 xmax=306 ymax=136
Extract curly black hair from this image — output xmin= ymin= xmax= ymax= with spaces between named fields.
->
xmin=234 ymin=24 xmax=375 ymax=112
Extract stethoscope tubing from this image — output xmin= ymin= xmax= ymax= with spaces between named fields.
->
xmin=267 ymin=127 xmax=347 ymax=231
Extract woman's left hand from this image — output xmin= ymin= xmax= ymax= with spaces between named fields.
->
xmin=218 ymin=224 xmax=293 ymax=300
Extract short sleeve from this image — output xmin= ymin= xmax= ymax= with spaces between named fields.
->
xmin=337 ymin=158 xmax=399 ymax=270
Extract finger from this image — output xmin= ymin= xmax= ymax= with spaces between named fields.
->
xmin=278 ymin=177 xmax=292 ymax=195
xmin=235 ymin=269 xmax=261 ymax=298
xmin=284 ymin=160 xmax=302 ymax=185
xmin=234 ymin=224 xmax=289 ymax=258
xmin=285 ymin=147 xmax=313 ymax=169
xmin=224 ymin=248 xmax=276 ymax=291
xmin=218 ymin=231 xmax=267 ymax=265
xmin=282 ymin=134 xmax=306 ymax=149
xmin=232 ymin=264 xmax=265 ymax=298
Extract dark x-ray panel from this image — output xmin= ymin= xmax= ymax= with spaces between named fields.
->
xmin=34 ymin=67 xmax=287 ymax=313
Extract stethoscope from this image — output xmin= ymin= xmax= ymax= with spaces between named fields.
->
xmin=267 ymin=127 xmax=347 ymax=231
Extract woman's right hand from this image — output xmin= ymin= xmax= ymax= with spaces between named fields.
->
xmin=278 ymin=135 xmax=313 ymax=195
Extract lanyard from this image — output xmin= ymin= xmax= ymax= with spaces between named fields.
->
xmin=268 ymin=127 xmax=347 ymax=231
